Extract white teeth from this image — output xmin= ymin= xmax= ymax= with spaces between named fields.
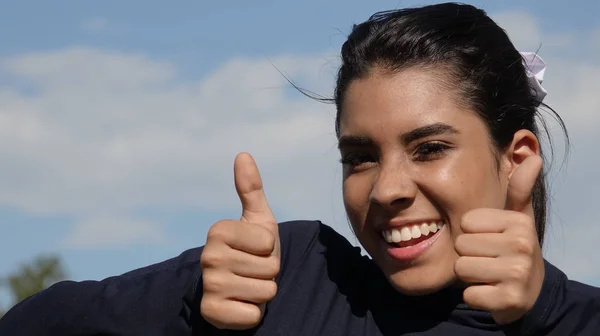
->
xmin=391 ymin=229 xmax=402 ymax=243
xmin=381 ymin=221 xmax=444 ymax=244
xmin=420 ymin=223 xmax=430 ymax=236
xmin=400 ymin=227 xmax=412 ymax=241
xmin=382 ymin=230 xmax=389 ymax=241
xmin=411 ymin=225 xmax=421 ymax=239
xmin=429 ymin=222 xmax=438 ymax=233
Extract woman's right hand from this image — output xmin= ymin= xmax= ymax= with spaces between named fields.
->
xmin=200 ymin=153 xmax=281 ymax=330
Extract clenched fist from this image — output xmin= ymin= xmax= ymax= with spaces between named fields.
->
xmin=200 ymin=153 xmax=281 ymax=330
xmin=454 ymin=154 xmax=546 ymax=325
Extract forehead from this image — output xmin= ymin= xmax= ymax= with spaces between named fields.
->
xmin=339 ymin=67 xmax=476 ymax=136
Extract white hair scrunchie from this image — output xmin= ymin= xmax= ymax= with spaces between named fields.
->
xmin=520 ymin=51 xmax=547 ymax=105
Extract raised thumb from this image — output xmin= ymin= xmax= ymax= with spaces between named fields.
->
xmin=234 ymin=152 xmax=278 ymax=229
xmin=505 ymin=154 xmax=543 ymax=216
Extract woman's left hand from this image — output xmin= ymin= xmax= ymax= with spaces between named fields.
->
xmin=454 ymin=155 xmax=546 ymax=325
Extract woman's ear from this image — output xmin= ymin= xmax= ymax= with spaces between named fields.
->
xmin=504 ymin=129 xmax=540 ymax=180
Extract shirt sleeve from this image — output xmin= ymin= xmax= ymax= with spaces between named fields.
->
xmin=0 ymin=220 xmax=330 ymax=335
xmin=0 ymin=247 xmax=204 ymax=336
xmin=502 ymin=260 xmax=600 ymax=336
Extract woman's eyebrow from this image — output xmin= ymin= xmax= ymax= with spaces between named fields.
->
xmin=337 ymin=135 xmax=373 ymax=150
xmin=337 ymin=123 xmax=459 ymax=150
xmin=400 ymin=122 xmax=460 ymax=145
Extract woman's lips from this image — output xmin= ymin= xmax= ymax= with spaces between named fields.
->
xmin=382 ymin=222 xmax=446 ymax=261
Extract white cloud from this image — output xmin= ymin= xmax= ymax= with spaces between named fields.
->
xmin=492 ymin=11 xmax=574 ymax=50
xmin=0 ymin=47 xmax=346 ymax=250
xmin=492 ymin=11 xmax=544 ymax=49
xmin=0 ymin=48 xmax=341 ymax=213
xmin=0 ymin=11 xmax=599 ymax=285
xmin=61 ymin=217 xmax=167 ymax=249
xmin=81 ymin=17 xmax=109 ymax=32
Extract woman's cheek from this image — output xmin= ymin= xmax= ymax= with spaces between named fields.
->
xmin=343 ymin=191 xmax=362 ymax=228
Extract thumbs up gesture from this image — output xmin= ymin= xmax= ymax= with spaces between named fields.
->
xmin=200 ymin=153 xmax=280 ymax=330
xmin=454 ymin=155 xmax=546 ymax=325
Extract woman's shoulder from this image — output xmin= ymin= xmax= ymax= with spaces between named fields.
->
xmin=278 ymin=220 xmax=366 ymax=264
xmin=502 ymin=260 xmax=600 ymax=335
xmin=276 ymin=220 xmax=373 ymax=294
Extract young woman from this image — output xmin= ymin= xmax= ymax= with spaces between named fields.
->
xmin=1 ymin=3 xmax=599 ymax=335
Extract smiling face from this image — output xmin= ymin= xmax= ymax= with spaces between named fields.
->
xmin=339 ymin=67 xmax=515 ymax=295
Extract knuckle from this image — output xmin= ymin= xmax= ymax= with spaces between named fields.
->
xmin=202 ymin=272 xmax=229 ymax=294
xmin=263 ymin=281 xmax=278 ymax=301
xmin=503 ymin=287 xmax=525 ymax=310
xmin=201 ymin=300 xmax=237 ymax=330
xmin=201 ymin=296 xmax=263 ymax=330
xmin=265 ymin=230 xmax=276 ymax=249
xmin=256 ymin=227 xmax=276 ymax=253
xmin=207 ymin=220 xmax=233 ymax=242
xmin=507 ymin=262 xmax=530 ymax=282
xmin=200 ymin=296 xmax=217 ymax=314
xmin=514 ymin=212 xmax=531 ymax=223
xmin=513 ymin=236 xmax=535 ymax=255
xmin=200 ymin=296 xmax=223 ymax=321
xmin=200 ymin=248 xmax=225 ymax=268
xmin=264 ymin=256 xmax=281 ymax=278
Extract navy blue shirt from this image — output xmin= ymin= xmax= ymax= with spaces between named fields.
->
xmin=1 ymin=220 xmax=599 ymax=335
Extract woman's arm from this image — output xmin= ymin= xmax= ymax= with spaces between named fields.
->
xmin=0 ymin=247 xmax=204 ymax=335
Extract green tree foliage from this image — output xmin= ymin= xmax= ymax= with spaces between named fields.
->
xmin=0 ymin=255 xmax=67 ymax=318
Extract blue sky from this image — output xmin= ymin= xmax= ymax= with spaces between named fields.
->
xmin=1 ymin=0 xmax=599 ymax=310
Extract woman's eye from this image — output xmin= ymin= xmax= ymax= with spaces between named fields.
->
xmin=414 ymin=142 xmax=451 ymax=161
xmin=340 ymin=152 xmax=376 ymax=168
